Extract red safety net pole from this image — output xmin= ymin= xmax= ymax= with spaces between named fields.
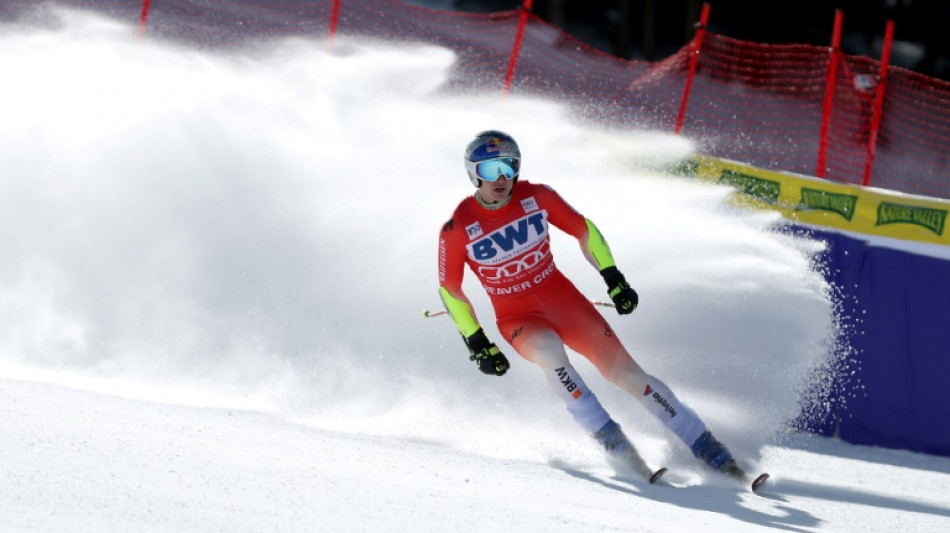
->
xmin=863 ymin=19 xmax=894 ymax=187
xmin=675 ymin=2 xmax=710 ymax=135
xmin=327 ymin=0 xmax=341 ymax=52
xmin=816 ymin=9 xmax=843 ymax=178
xmin=139 ymin=0 xmax=151 ymax=38
xmin=502 ymin=0 xmax=533 ymax=97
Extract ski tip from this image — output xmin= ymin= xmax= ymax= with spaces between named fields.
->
xmin=751 ymin=473 xmax=770 ymax=492
xmin=649 ymin=467 xmax=668 ymax=484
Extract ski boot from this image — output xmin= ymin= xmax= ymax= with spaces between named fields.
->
xmin=690 ymin=430 xmax=769 ymax=491
xmin=690 ymin=430 xmax=745 ymax=479
xmin=592 ymin=420 xmax=667 ymax=483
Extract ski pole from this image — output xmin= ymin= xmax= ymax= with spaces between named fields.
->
xmin=422 ymin=300 xmax=614 ymax=318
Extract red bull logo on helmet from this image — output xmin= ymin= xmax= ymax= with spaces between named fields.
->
xmin=486 ymin=138 xmax=514 ymax=154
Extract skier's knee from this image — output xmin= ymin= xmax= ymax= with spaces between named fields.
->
xmin=604 ymin=357 xmax=647 ymax=393
xmin=518 ymin=329 xmax=569 ymax=369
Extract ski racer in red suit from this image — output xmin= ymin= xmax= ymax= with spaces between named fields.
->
xmin=438 ymin=130 xmax=752 ymax=483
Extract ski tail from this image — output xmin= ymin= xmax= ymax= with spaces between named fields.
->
xmin=751 ymin=472 xmax=770 ymax=492
xmin=718 ymin=459 xmax=770 ymax=493
xmin=648 ymin=467 xmax=668 ymax=484
xmin=593 ymin=420 xmax=668 ymax=484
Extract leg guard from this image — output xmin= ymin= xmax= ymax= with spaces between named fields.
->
xmin=507 ymin=328 xmax=612 ymax=434
xmin=638 ymin=376 xmax=740 ymax=473
xmin=638 ymin=374 xmax=708 ymax=449
xmin=543 ymin=364 xmax=611 ymax=434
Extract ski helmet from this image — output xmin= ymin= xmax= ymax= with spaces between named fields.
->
xmin=464 ymin=130 xmax=521 ymax=187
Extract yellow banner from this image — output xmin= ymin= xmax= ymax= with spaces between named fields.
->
xmin=677 ymin=156 xmax=950 ymax=247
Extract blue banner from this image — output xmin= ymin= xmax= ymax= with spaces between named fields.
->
xmin=796 ymin=226 xmax=950 ymax=457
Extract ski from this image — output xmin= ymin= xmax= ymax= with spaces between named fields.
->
xmin=648 ymin=467 xmax=668 ymax=484
xmin=750 ymin=472 xmax=770 ymax=492
xmin=719 ymin=461 xmax=770 ymax=493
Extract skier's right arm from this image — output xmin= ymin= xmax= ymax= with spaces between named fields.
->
xmin=438 ymin=220 xmax=509 ymax=376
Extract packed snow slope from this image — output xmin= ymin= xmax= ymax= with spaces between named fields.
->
xmin=1 ymin=7 xmax=948 ymax=532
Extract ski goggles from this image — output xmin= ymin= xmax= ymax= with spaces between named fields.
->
xmin=467 ymin=157 xmax=521 ymax=182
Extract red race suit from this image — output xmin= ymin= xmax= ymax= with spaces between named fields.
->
xmin=438 ymin=181 xmax=628 ymax=374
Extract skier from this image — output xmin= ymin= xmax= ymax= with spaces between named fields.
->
xmin=437 ymin=130 xmax=754 ymax=485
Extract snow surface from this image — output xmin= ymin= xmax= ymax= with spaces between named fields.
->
xmin=1 ymin=7 xmax=948 ymax=532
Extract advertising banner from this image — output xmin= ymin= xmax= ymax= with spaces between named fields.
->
xmin=677 ymin=156 xmax=950 ymax=457
xmin=681 ymin=156 xmax=950 ymax=247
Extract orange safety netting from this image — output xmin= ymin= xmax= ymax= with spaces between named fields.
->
xmin=9 ymin=0 xmax=950 ymax=199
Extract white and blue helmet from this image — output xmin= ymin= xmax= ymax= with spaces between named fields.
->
xmin=464 ymin=130 xmax=521 ymax=187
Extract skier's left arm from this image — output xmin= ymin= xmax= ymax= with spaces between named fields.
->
xmin=540 ymin=185 xmax=639 ymax=315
